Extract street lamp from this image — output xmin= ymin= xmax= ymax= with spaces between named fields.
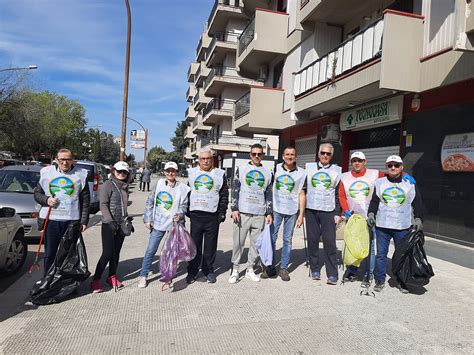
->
xmin=127 ymin=116 xmax=148 ymax=168
xmin=0 ymin=65 xmax=38 ymax=73
xmin=120 ymin=0 xmax=132 ymax=161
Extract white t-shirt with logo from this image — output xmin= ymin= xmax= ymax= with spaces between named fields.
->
xmin=273 ymin=164 xmax=306 ymax=215
xmin=238 ymin=164 xmax=272 ymax=215
xmin=188 ymin=167 xmax=225 ymax=213
xmin=341 ymin=168 xmax=379 ymax=217
xmin=305 ymin=163 xmax=341 ymax=212
xmin=152 ymin=179 xmax=190 ymax=231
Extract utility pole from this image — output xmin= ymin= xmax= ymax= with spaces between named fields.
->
xmin=120 ymin=0 xmax=132 ymax=161
xmin=144 ymin=128 xmax=148 ymax=168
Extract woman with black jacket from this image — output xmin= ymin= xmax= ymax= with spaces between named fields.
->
xmin=91 ymin=161 xmax=131 ymax=293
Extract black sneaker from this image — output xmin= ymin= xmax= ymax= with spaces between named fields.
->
xmin=343 ymin=270 xmax=357 ymax=282
xmin=206 ymin=272 xmax=216 ymax=284
xmin=260 ymin=269 xmax=269 ymax=279
xmin=360 ymin=274 xmax=374 ymax=288
xmin=279 ymin=269 xmax=290 ymax=282
xmin=186 ymin=274 xmax=196 ymax=284
xmin=374 ymin=281 xmax=385 ymax=292
xmin=398 ymin=284 xmax=409 ymax=294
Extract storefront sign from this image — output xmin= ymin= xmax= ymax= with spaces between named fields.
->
xmin=441 ymin=133 xmax=474 ymax=172
xmin=340 ymin=96 xmax=403 ymax=131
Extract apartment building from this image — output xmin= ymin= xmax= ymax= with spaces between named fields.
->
xmin=231 ymin=0 xmax=473 ymax=244
xmin=184 ymin=0 xmax=282 ymax=174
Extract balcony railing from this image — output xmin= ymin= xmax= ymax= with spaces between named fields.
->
xmin=207 ymin=31 xmax=239 ymax=58
xmin=300 ymin=0 xmax=310 ymax=9
xmin=192 ymin=118 xmax=198 ymax=128
xmin=193 ymin=90 xmax=201 ymax=106
xmin=204 ymin=65 xmax=239 ymax=88
xmin=203 ymin=99 xmax=234 ymax=118
xmin=294 ymin=17 xmax=384 ymax=96
xmin=234 ymin=91 xmax=250 ymax=119
xmin=201 ymin=134 xmax=266 ymax=148
xmin=238 ymin=17 xmax=255 ymax=55
xmin=194 ymin=66 xmax=202 ymax=85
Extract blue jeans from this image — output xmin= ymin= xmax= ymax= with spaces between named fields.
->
xmin=375 ymin=227 xmax=410 ymax=283
xmin=270 ymin=212 xmax=298 ymax=270
xmin=139 ymin=228 xmax=166 ymax=277
xmin=347 ymin=228 xmax=376 ymax=277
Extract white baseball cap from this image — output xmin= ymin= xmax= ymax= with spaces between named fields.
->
xmin=385 ymin=155 xmax=403 ymax=164
xmin=164 ymin=161 xmax=178 ymax=171
xmin=113 ymin=161 xmax=129 ymax=172
xmin=350 ymin=151 xmax=366 ymax=160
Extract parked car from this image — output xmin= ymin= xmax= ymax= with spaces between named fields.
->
xmin=0 ymin=165 xmax=42 ymax=239
xmin=0 ymin=159 xmax=23 ymax=168
xmin=74 ymin=160 xmax=108 ymax=214
xmin=0 ymin=207 xmax=27 ymax=275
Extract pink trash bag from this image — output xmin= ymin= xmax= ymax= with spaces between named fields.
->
xmin=159 ymin=222 xmax=196 ymax=285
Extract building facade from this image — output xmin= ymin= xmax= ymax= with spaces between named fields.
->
xmin=185 ymin=0 xmax=474 ymax=245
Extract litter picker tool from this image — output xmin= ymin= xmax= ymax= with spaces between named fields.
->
xmin=29 ymin=206 xmax=52 ymax=273
xmin=302 ymin=217 xmax=310 ymax=277
xmin=360 ymin=226 xmax=376 ymax=297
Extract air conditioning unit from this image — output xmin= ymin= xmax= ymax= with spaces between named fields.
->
xmin=257 ymin=65 xmax=268 ymax=81
xmin=320 ymin=123 xmax=341 ymax=143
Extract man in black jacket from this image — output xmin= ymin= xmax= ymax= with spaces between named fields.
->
xmin=34 ymin=148 xmax=90 ymax=275
xmin=186 ymin=149 xmax=228 ymax=284
xmin=367 ymin=155 xmax=423 ymax=294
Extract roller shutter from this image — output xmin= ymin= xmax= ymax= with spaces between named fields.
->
xmin=295 ymin=136 xmax=318 ymax=167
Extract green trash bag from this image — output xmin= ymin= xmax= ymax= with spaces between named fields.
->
xmin=343 ymin=214 xmax=370 ymax=267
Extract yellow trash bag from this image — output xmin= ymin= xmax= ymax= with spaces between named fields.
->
xmin=343 ymin=214 xmax=370 ymax=267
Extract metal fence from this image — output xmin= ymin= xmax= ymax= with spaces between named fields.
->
xmin=234 ymin=91 xmax=250 ymax=119
xmin=238 ymin=17 xmax=255 ymax=55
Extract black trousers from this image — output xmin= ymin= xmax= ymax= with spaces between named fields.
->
xmin=44 ymin=220 xmax=75 ymax=276
xmin=93 ymin=223 xmax=125 ymax=280
xmin=187 ymin=211 xmax=219 ymax=276
xmin=305 ymin=209 xmax=338 ymax=279
xmin=140 ymin=181 xmax=150 ymax=191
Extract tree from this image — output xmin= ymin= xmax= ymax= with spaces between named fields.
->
xmin=170 ymin=120 xmax=187 ymax=161
xmin=147 ymin=146 xmax=168 ymax=172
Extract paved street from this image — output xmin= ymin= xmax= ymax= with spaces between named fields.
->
xmin=0 ymin=178 xmax=473 ymax=354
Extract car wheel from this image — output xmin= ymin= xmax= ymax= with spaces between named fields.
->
xmin=3 ymin=231 xmax=27 ymax=275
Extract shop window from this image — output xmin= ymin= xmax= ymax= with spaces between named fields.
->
xmin=351 ymin=125 xmax=400 ymax=149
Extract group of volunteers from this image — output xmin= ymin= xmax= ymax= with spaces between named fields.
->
xmin=34 ymin=142 xmax=423 ymax=300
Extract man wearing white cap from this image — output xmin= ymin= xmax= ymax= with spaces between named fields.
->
xmin=138 ymin=161 xmax=190 ymax=288
xmin=367 ymin=155 xmax=424 ymax=293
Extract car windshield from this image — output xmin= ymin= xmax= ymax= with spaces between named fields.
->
xmin=0 ymin=170 xmax=40 ymax=194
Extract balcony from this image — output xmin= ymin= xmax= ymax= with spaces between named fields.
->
xmin=300 ymin=0 xmax=380 ymax=25
xmin=184 ymin=147 xmax=194 ymax=160
xmin=236 ymin=9 xmax=288 ymax=77
xmin=201 ymin=134 xmax=267 ymax=153
xmin=206 ymin=31 xmax=239 ymax=66
xmin=234 ymin=86 xmax=292 ymax=133
xmin=207 ymin=0 xmax=245 ymax=35
xmin=186 ymin=84 xmax=196 ymax=102
xmin=194 ymin=62 xmax=211 ymax=88
xmin=185 ymin=124 xmax=196 ymax=140
xmin=202 ymin=99 xmax=234 ymax=125
xmin=204 ymin=65 xmax=263 ymax=96
xmin=187 ymin=62 xmax=199 ymax=83
xmin=241 ymin=1 xmax=271 ymax=14
xmin=193 ymin=114 xmax=212 ymax=133
xmin=193 ymin=87 xmax=212 ymax=111
xmin=185 ymin=105 xmax=197 ymax=122
xmin=196 ymin=32 xmax=212 ymax=62
xmin=293 ymin=10 xmax=424 ymax=119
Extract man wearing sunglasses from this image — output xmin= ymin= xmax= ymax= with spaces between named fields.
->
xmin=367 ymin=155 xmax=424 ymax=293
xmin=186 ymin=149 xmax=228 ymax=284
xmin=34 ymin=148 xmax=90 ymax=275
xmin=229 ymin=144 xmax=273 ymax=284
xmin=305 ymin=143 xmax=342 ymax=285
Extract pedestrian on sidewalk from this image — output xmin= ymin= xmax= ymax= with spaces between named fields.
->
xmin=264 ymin=146 xmax=306 ymax=282
xmin=339 ymin=152 xmax=416 ymax=286
xmin=137 ymin=161 xmax=190 ymax=288
xmin=186 ymin=149 xmax=228 ymax=284
xmin=305 ymin=143 xmax=342 ymax=285
xmin=34 ymin=148 xmax=90 ymax=276
xmin=91 ymin=161 xmax=131 ymax=293
xmin=228 ymin=144 xmax=273 ymax=284
xmin=367 ymin=155 xmax=424 ymax=294
xmin=140 ymin=166 xmax=152 ymax=192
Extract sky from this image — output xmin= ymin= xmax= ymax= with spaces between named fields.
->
xmin=0 ymin=0 xmax=213 ymax=154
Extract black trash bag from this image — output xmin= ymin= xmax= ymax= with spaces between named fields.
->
xmin=30 ymin=222 xmax=90 ymax=305
xmin=392 ymin=229 xmax=434 ymax=287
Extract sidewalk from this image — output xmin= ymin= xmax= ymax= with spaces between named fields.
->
xmin=0 ymin=178 xmax=473 ymax=353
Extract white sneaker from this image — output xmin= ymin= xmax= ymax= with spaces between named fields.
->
xmin=228 ymin=270 xmax=239 ymax=284
xmin=245 ymin=269 xmax=260 ymax=282
xmin=137 ymin=276 xmax=147 ymax=288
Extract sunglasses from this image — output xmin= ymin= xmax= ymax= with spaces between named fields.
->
xmin=116 ymin=170 xmax=128 ymax=174
xmin=165 ymin=170 xmax=177 ymax=174
xmin=251 ymin=152 xmax=264 ymax=157
xmin=351 ymin=159 xmax=364 ymax=163
xmin=387 ymin=163 xmax=401 ymax=168
xmin=320 ymin=151 xmax=332 ymax=156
